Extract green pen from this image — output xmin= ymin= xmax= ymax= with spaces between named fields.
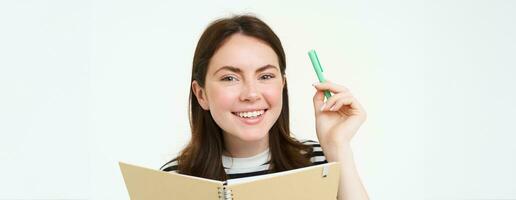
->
xmin=308 ymin=49 xmax=332 ymax=100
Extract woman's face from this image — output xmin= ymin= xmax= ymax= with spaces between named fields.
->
xmin=193 ymin=33 xmax=284 ymax=144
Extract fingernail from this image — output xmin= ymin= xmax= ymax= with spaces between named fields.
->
xmin=329 ymin=105 xmax=335 ymax=111
xmin=320 ymin=103 xmax=326 ymax=111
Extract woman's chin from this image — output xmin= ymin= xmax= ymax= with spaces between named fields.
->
xmin=236 ymin=131 xmax=268 ymax=142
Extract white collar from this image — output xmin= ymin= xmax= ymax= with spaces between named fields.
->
xmin=222 ymin=148 xmax=270 ymax=169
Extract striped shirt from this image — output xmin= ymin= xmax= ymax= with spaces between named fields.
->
xmin=160 ymin=139 xmax=328 ymax=180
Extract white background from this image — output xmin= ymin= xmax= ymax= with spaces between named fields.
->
xmin=1 ymin=0 xmax=515 ymax=199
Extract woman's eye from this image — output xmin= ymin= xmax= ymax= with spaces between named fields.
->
xmin=221 ymin=76 xmax=237 ymax=81
xmin=260 ymin=74 xmax=275 ymax=80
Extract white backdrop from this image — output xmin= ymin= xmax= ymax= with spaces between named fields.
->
xmin=1 ymin=0 xmax=515 ymax=199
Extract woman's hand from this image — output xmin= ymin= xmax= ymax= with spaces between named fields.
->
xmin=312 ymin=80 xmax=370 ymax=200
xmin=312 ymin=80 xmax=367 ymax=151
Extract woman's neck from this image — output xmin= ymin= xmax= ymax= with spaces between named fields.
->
xmin=222 ymin=133 xmax=269 ymax=158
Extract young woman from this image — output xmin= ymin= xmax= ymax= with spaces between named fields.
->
xmin=161 ymin=15 xmax=369 ymax=199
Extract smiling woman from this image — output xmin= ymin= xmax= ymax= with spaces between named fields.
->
xmin=160 ymin=15 xmax=320 ymax=181
xmin=160 ymin=14 xmax=369 ymax=200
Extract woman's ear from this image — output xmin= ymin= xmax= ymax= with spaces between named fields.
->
xmin=192 ymin=80 xmax=209 ymax=110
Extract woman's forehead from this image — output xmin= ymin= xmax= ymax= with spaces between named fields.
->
xmin=208 ymin=34 xmax=280 ymax=74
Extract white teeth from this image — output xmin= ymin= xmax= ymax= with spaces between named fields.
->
xmin=236 ymin=110 xmax=265 ymax=118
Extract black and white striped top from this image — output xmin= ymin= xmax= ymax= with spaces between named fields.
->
xmin=160 ymin=139 xmax=328 ymax=180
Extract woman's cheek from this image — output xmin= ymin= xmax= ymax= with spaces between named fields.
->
xmin=262 ymin=84 xmax=283 ymax=106
xmin=211 ymin=86 xmax=240 ymax=108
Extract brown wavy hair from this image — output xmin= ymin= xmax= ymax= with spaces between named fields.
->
xmin=164 ymin=14 xmax=313 ymax=181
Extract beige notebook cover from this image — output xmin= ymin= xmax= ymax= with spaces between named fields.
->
xmin=119 ymin=161 xmax=340 ymax=200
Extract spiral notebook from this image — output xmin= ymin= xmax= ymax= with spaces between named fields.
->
xmin=119 ymin=161 xmax=340 ymax=200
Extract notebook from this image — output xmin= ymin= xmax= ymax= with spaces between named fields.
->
xmin=119 ymin=161 xmax=340 ymax=200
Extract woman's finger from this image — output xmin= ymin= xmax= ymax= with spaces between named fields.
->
xmin=336 ymin=95 xmax=367 ymax=117
xmin=320 ymin=92 xmax=348 ymax=111
xmin=312 ymin=90 xmax=325 ymax=113
xmin=312 ymin=80 xmax=349 ymax=94
xmin=331 ymin=96 xmax=355 ymax=111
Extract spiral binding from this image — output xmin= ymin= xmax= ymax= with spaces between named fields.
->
xmin=218 ymin=186 xmax=233 ymax=200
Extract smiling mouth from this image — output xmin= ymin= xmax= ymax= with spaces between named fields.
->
xmin=231 ymin=109 xmax=268 ymax=118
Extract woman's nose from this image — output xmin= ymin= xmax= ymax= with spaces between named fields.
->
xmin=240 ymin=82 xmax=261 ymax=102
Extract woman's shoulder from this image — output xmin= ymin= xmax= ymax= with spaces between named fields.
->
xmin=298 ymin=138 xmax=328 ymax=165
xmin=299 ymin=138 xmax=320 ymax=145
xmin=160 ymin=158 xmax=178 ymax=172
xmin=298 ymin=138 xmax=323 ymax=149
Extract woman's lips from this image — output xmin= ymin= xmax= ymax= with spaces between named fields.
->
xmin=232 ymin=109 xmax=267 ymax=125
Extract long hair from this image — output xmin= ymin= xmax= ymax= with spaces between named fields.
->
xmin=170 ymin=14 xmax=313 ymax=181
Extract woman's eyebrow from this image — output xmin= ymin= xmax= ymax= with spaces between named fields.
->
xmin=213 ymin=64 xmax=279 ymax=75
xmin=256 ymin=64 xmax=279 ymax=73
